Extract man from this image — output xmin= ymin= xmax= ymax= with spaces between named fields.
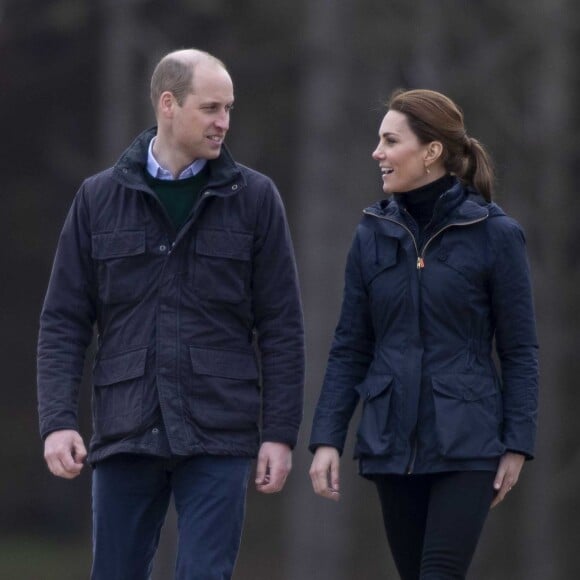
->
xmin=37 ymin=48 xmax=304 ymax=579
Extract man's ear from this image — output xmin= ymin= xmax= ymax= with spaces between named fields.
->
xmin=158 ymin=91 xmax=175 ymax=117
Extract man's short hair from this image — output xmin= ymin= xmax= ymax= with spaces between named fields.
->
xmin=150 ymin=49 xmax=227 ymax=109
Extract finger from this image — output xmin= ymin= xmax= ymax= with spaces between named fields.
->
xmin=255 ymin=453 xmax=269 ymax=486
xmin=309 ymin=463 xmax=339 ymax=501
xmin=491 ymin=484 xmax=510 ymax=508
xmin=493 ymin=467 xmax=506 ymax=493
xmin=491 ymin=478 xmax=515 ymax=509
xmin=330 ymin=459 xmax=340 ymax=493
xmin=59 ymin=451 xmax=84 ymax=478
xmin=257 ymin=475 xmax=286 ymax=494
xmin=258 ymin=461 xmax=290 ymax=494
xmin=72 ymin=439 xmax=88 ymax=464
xmin=257 ymin=474 xmax=280 ymax=493
xmin=46 ymin=454 xmax=82 ymax=479
xmin=309 ymin=462 xmax=327 ymax=495
xmin=60 ymin=462 xmax=83 ymax=479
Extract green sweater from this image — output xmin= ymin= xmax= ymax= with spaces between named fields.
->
xmin=144 ymin=165 xmax=210 ymax=231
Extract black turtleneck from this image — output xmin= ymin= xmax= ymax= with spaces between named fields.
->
xmin=395 ymin=174 xmax=456 ymax=244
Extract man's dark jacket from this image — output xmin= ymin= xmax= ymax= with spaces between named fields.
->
xmin=38 ymin=128 xmax=305 ymax=463
xmin=310 ymin=180 xmax=538 ymax=476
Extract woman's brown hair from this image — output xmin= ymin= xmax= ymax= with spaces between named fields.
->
xmin=387 ymin=89 xmax=495 ymax=201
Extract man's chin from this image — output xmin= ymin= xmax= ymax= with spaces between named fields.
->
xmin=205 ymin=147 xmax=222 ymax=159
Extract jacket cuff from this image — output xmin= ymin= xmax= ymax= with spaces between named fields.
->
xmin=40 ymin=415 xmax=80 ymax=441
xmin=261 ymin=427 xmax=299 ymax=450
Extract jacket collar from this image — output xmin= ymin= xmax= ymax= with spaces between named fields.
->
xmin=111 ymin=127 xmax=244 ymax=193
xmin=365 ymin=178 xmax=492 ymax=226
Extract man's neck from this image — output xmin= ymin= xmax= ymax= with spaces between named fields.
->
xmin=152 ymin=136 xmax=198 ymax=180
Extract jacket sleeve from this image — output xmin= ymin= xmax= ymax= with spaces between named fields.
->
xmin=37 ymin=184 xmax=96 ymax=439
xmin=309 ymin=229 xmax=375 ymax=455
xmin=251 ymin=178 xmax=305 ymax=448
xmin=489 ymin=217 xmax=539 ymax=459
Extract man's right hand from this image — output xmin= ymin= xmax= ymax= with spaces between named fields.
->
xmin=44 ymin=430 xmax=87 ymax=479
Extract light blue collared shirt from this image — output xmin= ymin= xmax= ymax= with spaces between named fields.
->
xmin=146 ymin=137 xmax=207 ymax=180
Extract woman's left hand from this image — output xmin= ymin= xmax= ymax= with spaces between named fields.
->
xmin=491 ymin=451 xmax=526 ymax=508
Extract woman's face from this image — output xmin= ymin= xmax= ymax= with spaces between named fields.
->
xmin=372 ymin=110 xmax=435 ymax=194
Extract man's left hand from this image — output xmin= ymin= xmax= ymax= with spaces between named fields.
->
xmin=255 ymin=442 xmax=292 ymax=494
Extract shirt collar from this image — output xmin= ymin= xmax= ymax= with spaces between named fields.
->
xmin=146 ymin=137 xmax=207 ymax=180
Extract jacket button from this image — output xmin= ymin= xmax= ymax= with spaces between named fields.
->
xmin=159 ymin=245 xmax=167 ymax=252
xmin=231 ymin=184 xmax=238 ymax=191
xmin=152 ymin=427 xmax=159 ymax=435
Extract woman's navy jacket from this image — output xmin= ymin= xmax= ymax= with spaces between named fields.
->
xmin=37 ymin=128 xmax=305 ymax=463
xmin=310 ymin=180 xmax=538 ymax=475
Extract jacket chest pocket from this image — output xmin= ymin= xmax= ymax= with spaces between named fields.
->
xmin=361 ymin=234 xmax=407 ymax=311
xmin=435 ymin=231 xmax=489 ymax=290
xmin=92 ymin=230 xmax=148 ymax=304
xmin=361 ymin=234 xmax=399 ymax=286
xmin=193 ymin=229 xmax=252 ymax=303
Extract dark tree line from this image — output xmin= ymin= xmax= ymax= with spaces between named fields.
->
xmin=1 ymin=1 xmax=579 ymax=577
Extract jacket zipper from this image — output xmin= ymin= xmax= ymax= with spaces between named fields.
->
xmin=417 ymin=217 xmax=488 ymax=267
xmin=363 ymin=209 xmax=488 ymax=473
xmin=363 ymin=209 xmax=487 ymax=270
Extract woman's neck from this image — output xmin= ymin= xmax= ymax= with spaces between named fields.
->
xmin=396 ymin=174 xmax=456 ymax=229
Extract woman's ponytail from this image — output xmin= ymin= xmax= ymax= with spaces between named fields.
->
xmin=461 ymin=137 xmax=494 ymax=202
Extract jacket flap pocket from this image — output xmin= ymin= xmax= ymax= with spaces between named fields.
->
xmin=355 ymin=375 xmax=394 ymax=401
xmin=432 ymin=374 xmax=496 ymax=401
xmin=189 ymin=347 xmax=259 ymax=380
xmin=374 ymin=234 xmax=398 ymax=268
xmin=94 ymin=347 xmax=147 ymax=386
xmin=363 ymin=234 xmax=398 ymax=283
xmin=196 ymin=229 xmax=252 ymax=260
xmin=92 ymin=230 xmax=146 ymax=259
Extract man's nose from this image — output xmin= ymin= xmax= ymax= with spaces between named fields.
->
xmin=215 ymin=111 xmax=230 ymax=130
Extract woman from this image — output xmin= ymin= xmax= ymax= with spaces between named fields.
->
xmin=309 ymin=89 xmax=538 ymax=579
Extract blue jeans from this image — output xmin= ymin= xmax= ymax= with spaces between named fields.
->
xmin=91 ymin=454 xmax=252 ymax=580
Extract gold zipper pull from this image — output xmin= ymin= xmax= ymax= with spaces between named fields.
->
xmin=417 ymin=257 xmax=425 ymax=269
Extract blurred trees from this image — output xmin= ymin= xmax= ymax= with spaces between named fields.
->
xmin=1 ymin=0 xmax=578 ymax=578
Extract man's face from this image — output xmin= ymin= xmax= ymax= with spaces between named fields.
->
xmin=171 ymin=63 xmax=234 ymax=161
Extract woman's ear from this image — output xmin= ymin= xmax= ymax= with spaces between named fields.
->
xmin=424 ymin=141 xmax=443 ymax=164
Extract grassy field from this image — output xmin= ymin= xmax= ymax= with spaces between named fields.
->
xmin=0 ymin=535 xmax=91 ymax=579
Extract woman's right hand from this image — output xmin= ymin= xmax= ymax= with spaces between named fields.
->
xmin=309 ymin=445 xmax=341 ymax=501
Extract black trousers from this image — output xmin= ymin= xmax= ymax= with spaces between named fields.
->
xmin=374 ymin=471 xmax=496 ymax=580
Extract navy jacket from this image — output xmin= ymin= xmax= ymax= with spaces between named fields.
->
xmin=38 ymin=128 xmax=305 ymax=463
xmin=310 ymin=180 xmax=538 ymax=476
